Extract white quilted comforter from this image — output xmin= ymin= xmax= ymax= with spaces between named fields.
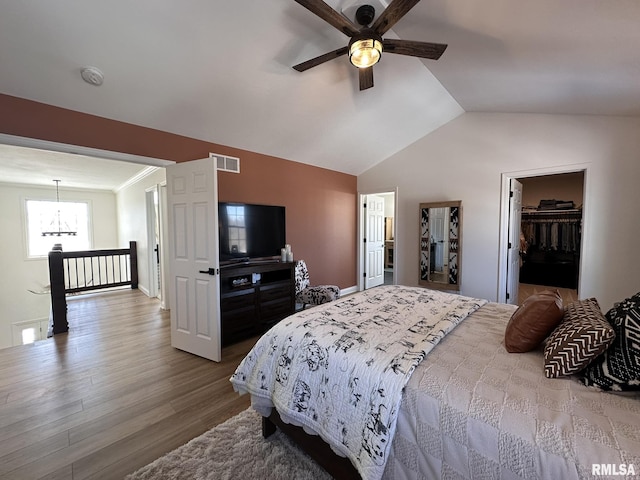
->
xmin=383 ymin=302 xmax=640 ymax=480
xmin=230 ymin=285 xmax=487 ymax=480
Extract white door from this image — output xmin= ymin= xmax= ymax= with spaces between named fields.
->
xmin=506 ymin=178 xmax=523 ymax=305
xmin=365 ymin=195 xmax=385 ymax=289
xmin=431 ymin=207 xmax=446 ymax=271
xmin=146 ymin=186 xmax=161 ymax=300
xmin=166 ymin=158 xmax=221 ymax=361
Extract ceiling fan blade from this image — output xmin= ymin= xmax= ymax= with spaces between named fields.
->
xmin=371 ymin=0 xmax=421 ymax=35
xmin=359 ymin=67 xmax=374 ymax=91
xmin=293 ymin=46 xmax=349 ymax=72
xmin=383 ymin=39 xmax=447 ymax=60
xmin=294 ymin=0 xmax=360 ymax=37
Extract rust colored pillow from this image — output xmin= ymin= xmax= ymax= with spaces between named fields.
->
xmin=504 ymin=290 xmax=564 ymax=352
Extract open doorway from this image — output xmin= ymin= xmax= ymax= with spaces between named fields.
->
xmin=518 ymin=172 xmax=583 ymax=305
xmin=359 ymin=190 xmax=397 ymax=290
xmin=499 ymin=166 xmax=588 ymax=305
xmin=0 ymin=134 xmax=174 ymax=330
xmin=146 ymin=183 xmax=170 ymax=309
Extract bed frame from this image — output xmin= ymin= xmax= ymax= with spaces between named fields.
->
xmin=262 ymin=409 xmax=361 ymax=480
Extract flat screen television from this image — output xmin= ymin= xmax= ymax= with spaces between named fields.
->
xmin=218 ymin=202 xmax=286 ymax=263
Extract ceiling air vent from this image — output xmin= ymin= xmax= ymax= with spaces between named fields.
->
xmin=210 ymin=153 xmax=240 ymax=173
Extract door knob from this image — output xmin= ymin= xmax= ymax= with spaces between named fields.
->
xmin=199 ymin=268 xmax=217 ymax=275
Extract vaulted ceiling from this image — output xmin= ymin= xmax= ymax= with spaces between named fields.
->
xmin=1 ymin=0 xmax=638 ymax=187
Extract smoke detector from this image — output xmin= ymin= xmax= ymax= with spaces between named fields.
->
xmin=81 ymin=66 xmax=104 ymax=86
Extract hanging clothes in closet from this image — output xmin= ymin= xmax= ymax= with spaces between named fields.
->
xmin=521 ymin=213 xmax=581 ymax=253
xmin=519 ymin=210 xmax=582 ymax=289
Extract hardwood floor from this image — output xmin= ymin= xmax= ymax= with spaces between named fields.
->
xmin=0 ymin=289 xmax=256 ymax=479
xmin=518 ymin=282 xmax=579 ymax=306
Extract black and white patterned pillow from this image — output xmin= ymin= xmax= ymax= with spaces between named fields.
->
xmin=544 ymin=298 xmax=615 ymax=378
xmin=579 ymin=292 xmax=640 ymax=391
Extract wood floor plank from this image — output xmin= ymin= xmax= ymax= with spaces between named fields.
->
xmin=518 ymin=282 xmax=578 ymax=305
xmin=0 ymin=289 xmax=258 ymax=479
xmin=0 ymin=400 xmax=83 ymax=455
xmin=74 ymin=414 xmax=206 ymax=480
xmin=40 ymin=465 xmax=74 ymax=480
xmin=0 ymin=430 xmax=69 ymax=476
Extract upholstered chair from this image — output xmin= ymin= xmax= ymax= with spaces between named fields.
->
xmin=294 ymin=260 xmax=340 ymax=310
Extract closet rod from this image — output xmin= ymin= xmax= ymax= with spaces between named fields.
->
xmin=521 ymin=211 xmax=582 ymax=223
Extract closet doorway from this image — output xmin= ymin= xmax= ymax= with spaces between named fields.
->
xmin=499 ymin=166 xmax=588 ymax=306
xmin=518 ymin=172 xmax=583 ymax=305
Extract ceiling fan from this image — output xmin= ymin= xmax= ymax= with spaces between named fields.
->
xmin=293 ymin=0 xmax=447 ymax=90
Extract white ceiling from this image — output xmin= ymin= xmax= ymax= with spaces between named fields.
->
xmin=0 ymin=0 xmax=638 ymax=186
xmin=0 ymin=143 xmax=159 ymax=191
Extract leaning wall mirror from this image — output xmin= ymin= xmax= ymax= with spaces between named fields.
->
xmin=419 ymin=201 xmax=462 ymax=291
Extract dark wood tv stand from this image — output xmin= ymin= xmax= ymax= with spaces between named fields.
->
xmin=219 ymin=260 xmax=296 ymax=346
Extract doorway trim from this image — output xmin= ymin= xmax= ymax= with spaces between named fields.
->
xmin=497 ymin=163 xmax=591 ymax=303
xmin=0 ymin=133 xmax=173 ymax=168
xmin=358 ymin=187 xmax=398 ymax=291
xmin=158 ymin=183 xmax=169 ymax=309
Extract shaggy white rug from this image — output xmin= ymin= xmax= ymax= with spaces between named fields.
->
xmin=126 ymin=408 xmax=332 ymax=480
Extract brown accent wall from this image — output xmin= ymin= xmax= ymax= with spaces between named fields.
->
xmin=0 ymin=94 xmax=357 ymax=288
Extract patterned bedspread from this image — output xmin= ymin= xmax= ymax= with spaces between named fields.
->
xmin=230 ymin=285 xmax=487 ymax=480
xmin=383 ymin=302 xmax=640 ymax=480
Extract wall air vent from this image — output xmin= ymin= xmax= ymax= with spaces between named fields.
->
xmin=210 ymin=153 xmax=240 ymax=173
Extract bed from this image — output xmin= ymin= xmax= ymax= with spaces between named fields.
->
xmin=230 ymin=285 xmax=640 ymax=480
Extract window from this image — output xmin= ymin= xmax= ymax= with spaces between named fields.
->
xmin=25 ymin=199 xmax=90 ymax=257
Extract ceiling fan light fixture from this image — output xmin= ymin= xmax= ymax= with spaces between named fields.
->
xmin=292 ymin=0 xmax=448 ymax=90
xmin=349 ymin=37 xmax=383 ymax=68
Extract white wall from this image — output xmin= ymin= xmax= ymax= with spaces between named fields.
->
xmin=116 ymin=168 xmax=166 ymax=297
xmin=358 ymin=113 xmax=640 ymax=310
xmin=0 ymin=183 xmax=118 ymax=349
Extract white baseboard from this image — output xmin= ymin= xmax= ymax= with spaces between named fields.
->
xmin=340 ymin=285 xmax=359 ymax=297
xmin=138 ymin=285 xmax=151 ymax=297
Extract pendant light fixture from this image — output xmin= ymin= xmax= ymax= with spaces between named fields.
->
xmin=42 ymin=180 xmax=77 ymax=237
